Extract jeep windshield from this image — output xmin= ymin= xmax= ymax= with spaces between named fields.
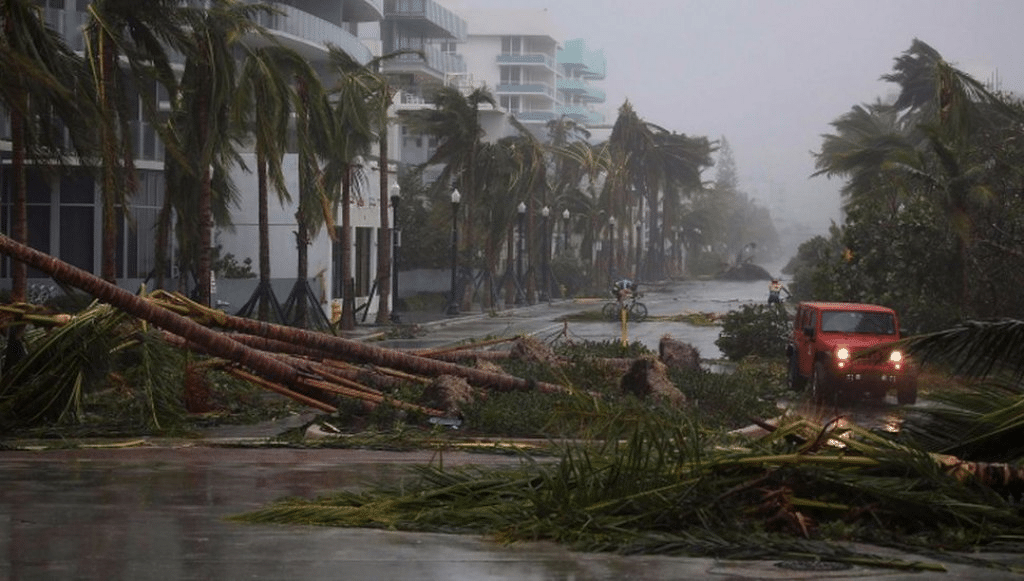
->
xmin=819 ymin=310 xmax=895 ymax=334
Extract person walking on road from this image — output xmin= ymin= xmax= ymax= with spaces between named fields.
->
xmin=768 ymin=279 xmax=790 ymax=305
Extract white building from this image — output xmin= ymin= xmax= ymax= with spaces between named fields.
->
xmin=2 ymin=0 xmax=604 ymax=322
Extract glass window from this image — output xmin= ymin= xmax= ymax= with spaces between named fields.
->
xmin=820 ymin=311 xmax=895 ymax=334
xmin=59 ymin=205 xmax=93 ymax=272
xmin=60 ymin=171 xmax=94 ymax=204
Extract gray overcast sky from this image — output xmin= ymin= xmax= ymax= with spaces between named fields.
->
xmin=453 ymin=0 xmax=1024 ymax=235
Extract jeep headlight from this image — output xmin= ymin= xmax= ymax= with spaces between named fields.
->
xmin=835 ymin=347 xmax=850 ymax=368
xmin=890 ymin=350 xmax=903 ymax=370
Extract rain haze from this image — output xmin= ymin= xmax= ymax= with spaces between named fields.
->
xmin=451 ymin=0 xmax=1024 ymax=248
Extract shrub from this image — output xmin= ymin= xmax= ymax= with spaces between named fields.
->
xmin=715 ymin=304 xmax=790 ymax=361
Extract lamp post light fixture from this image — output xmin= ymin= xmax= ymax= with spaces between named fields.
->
xmin=561 ymin=208 xmax=570 ymax=254
xmin=516 ymin=201 xmax=526 ymax=305
xmin=540 ymin=206 xmax=550 ymax=302
xmin=446 ymin=188 xmax=461 ymax=315
xmin=389 ymin=184 xmax=401 ymax=322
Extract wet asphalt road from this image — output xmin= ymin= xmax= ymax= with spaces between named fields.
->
xmin=4 ymin=275 xmax=1023 ymax=579
xmin=374 ymin=276 xmax=772 ymax=358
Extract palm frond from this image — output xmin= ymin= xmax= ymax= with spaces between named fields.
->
xmin=903 ymin=318 xmax=1024 ymax=380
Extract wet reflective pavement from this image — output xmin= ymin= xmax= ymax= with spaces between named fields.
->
xmin=372 ymin=276 xmax=773 ymax=358
xmin=3 ymin=276 xmax=1024 ymax=579
xmin=3 ymin=444 xmax=1023 ymax=580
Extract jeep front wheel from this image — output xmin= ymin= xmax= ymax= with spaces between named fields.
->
xmin=788 ymin=355 xmax=806 ymax=391
xmin=811 ymin=362 xmax=833 ymax=405
xmin=897 ymin=380 xmax=918 ymax=405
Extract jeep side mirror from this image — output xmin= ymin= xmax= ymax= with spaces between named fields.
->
xmin=803 ymin=326 xmax=814 ymax=339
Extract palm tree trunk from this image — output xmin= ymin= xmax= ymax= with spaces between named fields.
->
xmin=199 ymin=303 xmax=567 ymax=394
xmin=9 ymin=99 xmax=28 ymax=304
xmin=257 ymin=148 xmax=271 ymax=321
xmin=0 ymin=233 xmax=298 ymax=386
xmin=197 ymin=163 xmax=213 ymax=307
xmin=374 ymin=135 xmax=391 ymax=324
xmin=294 ymin=216 xmax=309 ymax=327
xmin=99 ymin=36 xmax=119 ymax=285
xmin=154 ymin=198 xmax=172 ymax=290
xmin=340 ymin=164 xmax=355 ymax=330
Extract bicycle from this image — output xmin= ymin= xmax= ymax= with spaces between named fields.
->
xmin=602 ymin=290 xmax=648 ymax=322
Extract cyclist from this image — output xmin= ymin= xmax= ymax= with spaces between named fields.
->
xmin=611 ymin=278 xmax=636 ymax=305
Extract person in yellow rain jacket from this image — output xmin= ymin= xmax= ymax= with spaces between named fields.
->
xmin=768 ymin=279 xmax=790 ymax=305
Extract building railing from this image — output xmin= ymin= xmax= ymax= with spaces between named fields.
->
xmin=389 ymin=45 xmax=466 ymax=76
xmin=497 ymin=52 xmax=556 ymax=70
xmin=559 ymin=105 xmax=604 ymax=125
xmin=512 ymin=110 xmax=558 ymax=123
xmin=385 ymin=0 xmax=467 ymax=41
xmin=496 ymin=83 xmax=555 ymax=98
xmin=558 ymin=39 xmax=607 ymax=80
xmin=253 ymin=3 xmax=373 ymax=64
xmin=558 ymin=79 xmax=606 ymax=103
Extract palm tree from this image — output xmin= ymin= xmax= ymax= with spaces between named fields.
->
xmin=286 ymin=72 xmax=332 ymax=329
xmin=322 ymin=46 xmax=384 ymax=330
xmin=233 ymin=45 xmax=316 ymax=322
xmin=897 ymin=318 xmax=1024 ymax=461
xmin=812 ymin=101 xmax=919 ymax=217
xmin=816 ymin=39 xmax=1024 ymax=317
xmin=645 ymin=128 xmax=714 ymax=279
xmin=0 ymin=0 xmax=89 ymax=302
xmin=84 ymin=0 xmax=190 ymax=285
xmin=400 ymin=85 xmax=496 ymax=256
xmin=551 ymin=140 xmax=611 ymax=270
xmin=164 ymin=0 xmax=267 ymax=307
xmin=606 ymin=101 xmax=654 ymax=279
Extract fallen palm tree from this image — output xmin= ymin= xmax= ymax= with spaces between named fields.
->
xmin=0 ymin=234 xmax=567 ymax=426
xmin=145 ymin=290 xmax=568 ymax=396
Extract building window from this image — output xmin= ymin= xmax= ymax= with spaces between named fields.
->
xmin=501 ymin=36 xmax=522 ymax=54
xmin=501 ymin=66 xmax=521 ymax=85
xmin=500 ymin=95 xmax=520 ymax=113
xmin=116 ymin=170 xmax=164 ymax=279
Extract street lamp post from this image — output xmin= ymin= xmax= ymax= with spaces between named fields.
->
xmin=446 ymin=189 xmax=461 ymax=315
xmin=608 ymin=215 xmax=616 ymax=280
xmin=635 ymin=221 xmax=642 ymax=278
xmin=389 ymin=184 xmax=401 ymax=323
xmin=561 ymin=209 xmax=570 ymax=255
xmin=516 ymin=201 xmax=526 ymax=305
xmin=540 ymin=206 xmax=550 ymax=302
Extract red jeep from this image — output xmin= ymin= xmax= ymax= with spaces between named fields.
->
xmin=786 ymin=302 xmax=917 ymax=404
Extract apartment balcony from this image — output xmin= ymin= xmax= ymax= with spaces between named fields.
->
xmin=557 ymin=78 xmax=606 ymax=103
xmin=512 ymin=110 xmax=558 ymax=123
xmin=496 ymin=52 xmax=556 ymax=71
xmin=343 ymin=0 xmax=385 ymax=21
xmin=385 ymin=0 xmax=467 ymax=41
xmin=558 ymin=39 xmax=607 ymax=80
xmin=496 ymin=83 xmax=556 ymax=99
xmin=386 ymin=45 xmax=467 ymax=80
xmin=254 ymin=3 xmax=373 ymax=64
xmin=560 ymin=105 xmax=605 ymax=126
